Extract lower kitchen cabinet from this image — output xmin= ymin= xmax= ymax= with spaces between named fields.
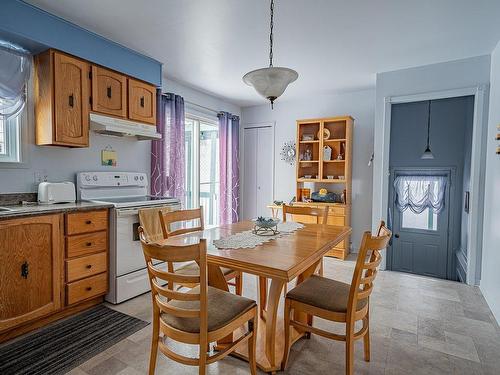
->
xmin=0 ymin=214 xmax=62 ymax=332
xmin=0 ymin=209 xmax=109 ymax=342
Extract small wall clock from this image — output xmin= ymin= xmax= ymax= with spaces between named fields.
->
xmin=280 ymin=140 xmax=296 ymax=165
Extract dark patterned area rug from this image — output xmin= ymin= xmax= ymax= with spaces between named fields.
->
xmin=0 ymin=305 xmax=149 ymax=375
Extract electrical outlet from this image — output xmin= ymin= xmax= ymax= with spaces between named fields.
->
xmin=34 ymin=170 xmax=48 ymax=184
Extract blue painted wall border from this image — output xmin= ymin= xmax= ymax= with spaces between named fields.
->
xmin=0 ymin=0 xmax=162 ymax=86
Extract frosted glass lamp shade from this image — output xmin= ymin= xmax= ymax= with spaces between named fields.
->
xmin=243 ymin=67 xmax=298 ymax=105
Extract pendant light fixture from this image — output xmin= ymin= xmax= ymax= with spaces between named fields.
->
xmin=242 ymin=0 xmax=298 ymax=109
xmin=421 ymin=100 xmax=435 ymax=160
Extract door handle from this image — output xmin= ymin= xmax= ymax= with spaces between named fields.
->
xmin=68 ymin=94 xmax=74 ymax=108
xmin=21 ymin=261 xmax=29 ymax=279
xmin=140 ymin=96 xmax=145 ymax=108
xmin=107 ymin=86 xmax=112 ymax=98
xmin=394 ymin=234 xmax=400 ymax=238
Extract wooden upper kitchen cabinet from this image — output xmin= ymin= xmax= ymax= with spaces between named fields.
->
xmin=91 ymin=65 xmax=127 ymax=118
xmin=0 ymin=214 xmax=62 ymax=333
xmin=35 ymin=50 xmax=90 ymax=147
xmin=127 ymin=77 xmax=157 ymax=125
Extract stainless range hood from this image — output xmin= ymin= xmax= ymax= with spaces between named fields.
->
xmin=90 ymin=113 xmax=161 ymax=140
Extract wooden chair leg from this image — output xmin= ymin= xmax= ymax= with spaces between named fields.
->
xmin=345 ymin=323 xmax=355 ymax=375
xmin=363 ymin=312 xmax=371 ymax=362
xmin=235 ymin=272 xmax=243 ymax=296
xmin=281 ymin=298 xmax=292 ymax=371
xmin=199 ymin=346 xmax=207 ymax=375
xmin=148 ymin=308 xmax=160 ymax=375
xmin=305 ymin=314 xmax=313 ymax=339
xmin=248 ymin=314 xmax=258 ymax=375
xmin=258 ymin=276 xmax=267 ymax=319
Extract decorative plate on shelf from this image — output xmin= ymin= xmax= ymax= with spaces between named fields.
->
xmin=317 ymin=128 xmax=330 ymax=140
xmin=280 ymin=140 xmax=296 ymax=165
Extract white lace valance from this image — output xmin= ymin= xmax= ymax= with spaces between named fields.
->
xmin=0 ymin=41 xmax=31 ymax=119
xmin=213 ymin=222 xmax=304 ymax=249
xmin=394 ymin=175 xmax=447 ymax=214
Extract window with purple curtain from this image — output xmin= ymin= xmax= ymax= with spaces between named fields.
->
xmin=218 ymin=112 xmax=240 ymax=224
xmin=151 ymin=92 xmax=185 ymax=201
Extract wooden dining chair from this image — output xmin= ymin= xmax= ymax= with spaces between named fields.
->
xmin=281 ymin=221 xmax=392 ymax=375
xmin=139 ymin=227 xmax=258 ymax=375
xmin=281 ymin=204 xmax=328 ymax=225
xmin=158 ymin=207 xmax=243 ymax=295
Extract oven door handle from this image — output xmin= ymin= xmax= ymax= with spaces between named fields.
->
xmin=116 ymin=208 xmax=140 ymax=217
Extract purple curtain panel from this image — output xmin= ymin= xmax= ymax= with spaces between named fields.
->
xmin=218 ymin=112 xmax=240 ymax=224
xmin=151 ymin=92 xmax=186 ymax=201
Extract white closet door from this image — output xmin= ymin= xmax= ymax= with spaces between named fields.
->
xmin=256 ymin=127 xmax=274 ymax=217
xmin=242 ymin=127 xmax=258 ymax=219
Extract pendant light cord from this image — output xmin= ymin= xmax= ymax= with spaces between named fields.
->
xmin=269 ymin=0 xmax=274 ymax=67
xmin=426 ymin=100 xmax=431 ymax=147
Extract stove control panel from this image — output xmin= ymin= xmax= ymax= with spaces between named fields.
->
xmin=78 ymin=172 xmax=148 ymax=187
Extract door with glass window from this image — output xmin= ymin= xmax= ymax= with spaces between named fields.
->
xmin=390 ymin=172 xmax=450 ymax=279
xmin=185 ymin=115 xmax=220 ymax=228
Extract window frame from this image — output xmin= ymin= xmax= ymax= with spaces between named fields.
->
xmin=184 ymin=112 xmax=220 ymax=227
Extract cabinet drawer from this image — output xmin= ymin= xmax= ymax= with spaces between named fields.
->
xmin=66 ymin=252 xmax=107 ymax=282
xmin=66 ymin=210 xmax=108 ymax=235
xmin=326 ymin=215 xmax=345 ymax=226
xmin=66 ymin=231 xmax=107 ymax=258
xmin=328 ymin=206 xmax=345 ymax=216
xmin=66 ymin=273 xmax=107 ymax=305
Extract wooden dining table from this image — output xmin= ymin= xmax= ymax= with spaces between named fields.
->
xmin=159 ymin=220 xmax=352 ymax=373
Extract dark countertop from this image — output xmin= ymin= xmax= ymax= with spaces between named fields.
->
xmin=0 ymin=201 xmax=114 ymax=219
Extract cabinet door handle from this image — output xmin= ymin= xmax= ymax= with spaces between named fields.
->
xmin=107 ymin=86 xmax=112 ymax=98
xmin=86 ymin=242 xmax=92 ymax=247
xmin=86 ymin=264 xmax=92 ymax=269
xmin=21 ymin=261 xmax=29 ymax=279
xmin=85 ymin=220 xmax=92 ymax=225
xmin=69 ymin=94 xmax=74 ymax=108
xmin=140 ymin=96 xmax=145 ymax=108
xmin=86 ymin=286 xmax=92 ymax=291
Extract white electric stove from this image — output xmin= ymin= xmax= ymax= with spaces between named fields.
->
xmin=77 ymin=172 xmax=181 ymax=304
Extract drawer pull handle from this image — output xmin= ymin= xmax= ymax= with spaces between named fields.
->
xmin=85 ymin=220 xmax=92 ymax=225
xmin=86 ymin=242 xmax=92 ymax=247
xmin=86 ymin=264 xmax=92 ymax=269
xmin=86 ymin=286 xmax=92 ymax=291
xmin=21 ymin=261 xmax=29 ymax=279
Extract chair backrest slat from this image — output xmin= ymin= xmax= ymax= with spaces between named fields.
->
xmin=152 ymin=279 xmax=201 ymax=301
xmin=159 ymin=207 xmax=204 ymax=238
xmin=147 ymin=263 xmax=200 ymax=284
xmin=155 ymin=295 xmax=201 ymax=318
xmin=282 ymin=204 xmax=328 ymax=224
xmin=139 ymin=226 xmax=207 ymax=329
xmin=347 ymin=221 xmax=391 ymax=317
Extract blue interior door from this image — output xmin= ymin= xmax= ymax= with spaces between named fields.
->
xmin=391 ymin=173 xmax=450 ymax=279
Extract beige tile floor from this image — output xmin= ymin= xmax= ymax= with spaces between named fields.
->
xmin=68 ymin=255 xmax=500 ymax=375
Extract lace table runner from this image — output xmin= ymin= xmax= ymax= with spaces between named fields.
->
xmin=213 ymin=222 xmax=304 ymax=249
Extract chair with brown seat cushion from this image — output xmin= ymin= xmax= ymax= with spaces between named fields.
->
xmin=158 ymin=207 xmax=243 ymax=295
xmin=139 ymin=227 xmax=258 ymax=375
xmin=282 ymin=221 xmax=392 ymax=375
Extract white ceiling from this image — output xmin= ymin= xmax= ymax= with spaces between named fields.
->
xmin=25 ymin=0 xmax=500 ymax=107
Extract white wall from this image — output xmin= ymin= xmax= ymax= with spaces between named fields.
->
xmin=480 ymin=41 xmax=500 ymax=323
xmin=0 ymin=78 xmax=241 ymax=194
xmin=163 ymin=78 xmax=241 ymax=117
xmin=372 ymin=56 xmax=491 ymax=270
xmin=241 ymin=89 xmax=375 ymax=251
